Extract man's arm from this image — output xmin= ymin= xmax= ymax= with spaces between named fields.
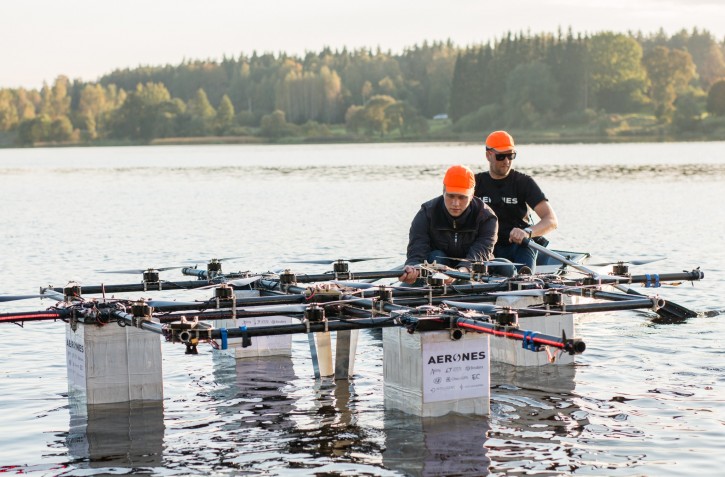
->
xmin=400 ymin=208 xmax=431 ymax=284
xmin=530 ymin=200 xmax=558 ymax=237
xmin=463 ymin=210 xmax=498 ymax=268
xmin=405 ymin=208 xmax=432 ymax=266
xmin=509 ymin=200 xmax=558 ymax=244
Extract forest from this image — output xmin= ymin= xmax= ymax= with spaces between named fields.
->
xmin=1 ymin=28 xmax=725 ymax=147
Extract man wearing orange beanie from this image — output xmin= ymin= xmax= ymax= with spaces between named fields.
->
xmin=475 ymin=131 xmax=558 ymax=272
xmin=399 ymin=164 xmax=498 ymax=284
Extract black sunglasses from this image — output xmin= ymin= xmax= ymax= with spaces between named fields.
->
xmin=486 ymin=147 xmax=516 ymax=161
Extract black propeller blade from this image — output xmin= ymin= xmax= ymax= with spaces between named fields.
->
xmin=0 ymin=294 xmax=46 ymax=303
xmin=442 ymin=300 xmax=499 ymax=314
xmin=437 ymin=256 xmax=525 ymax=267
xmin=287 ymin=257 xmax=392 ymax=265
xmin=196 ymin=276 xmax=263 ymax=289
xmin=97 ymin=266 xmax=183 ymax=274
xmin=146 ymin=300 xmax=207 ymax=309
xmin=588 ymin=257 xmax=666 ymax=267
xmin=185 ymin=256 xmax=244 ymax=264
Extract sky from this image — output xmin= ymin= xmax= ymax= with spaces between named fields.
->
xmin=2 ymin=0 xmax=724 ymax=89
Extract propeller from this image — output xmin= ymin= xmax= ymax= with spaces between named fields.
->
xmin=237 ymin=304 xmax=309 ymax=313
xmin=331 ymin=279 xmax=412 ymax=290
xmin=146 ymin=300 xmax=208 ymax=309
xmin=588 ymin=257 xmax=666 ymax=267
xmin=286 ymin=257 xmax=392 ymax=265
xmin=185 ymin=256 xmax=244 ymax=264
xmin=442 ymin=300 xmax=499 ymax=314
xmin=97 ymin=266 xmax=183 ymax=274
xmin=332 ymin=281 xmax=385 ymax=290
xmin=0 ymin=294 xmax=46 ymax=303
xmin=1 ymin=289 xmax=71 ymax=302
xmin=196 ymin=276 xmax=263 ymax=290
xmin=489 ymin=289 xmax=550 ymax=297
xmin=437 ymin=256 xmax=525 ymax=267
xmin=248 ymin=296 xmax=378 ymax=313
xmin=442 ymin=299 xmax=569 ymax=316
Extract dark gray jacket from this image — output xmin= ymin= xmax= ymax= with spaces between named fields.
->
xmin=405 ymin=196 xmax=498 ymax=268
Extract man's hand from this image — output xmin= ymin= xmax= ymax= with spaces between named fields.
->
xmin=509 ymin=227 xmax=530 ymax=245
xmin=399 ymin=265 xmax=420 ymax=284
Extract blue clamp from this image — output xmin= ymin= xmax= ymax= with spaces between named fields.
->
xmin=522 ymin=330 xmax=540 ymax=352
xmin=644 ymin=274 xmax=661 ymax=288
xmin=220 ymin=328 xmax=228 ymax=350
xmin=240 ymin=324 xmax=251 ymax=348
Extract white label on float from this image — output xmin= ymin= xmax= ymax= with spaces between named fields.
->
xmin=66 ymin=325 xmax=86 ymax=389
xmin=422 ymin=337 xmax=490 ymax=403
xmin=253 ymin=315 xmax=294 ymax=349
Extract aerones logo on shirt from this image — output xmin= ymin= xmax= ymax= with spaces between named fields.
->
xmin=482 ymin=196 xmax=518 ymax=204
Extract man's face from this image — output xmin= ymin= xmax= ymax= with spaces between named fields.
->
xmin=486 ymin=147 xmax=516 ymax=179
xmin=443 ymin=189 xmax=473 ymax=217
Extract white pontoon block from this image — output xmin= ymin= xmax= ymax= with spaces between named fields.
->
xmin=215 ymin=291 xmax=359 ymax=380
xmin=491 ymin=295 xmax=574 ymax=366
xmin=383 ymin=327 xmax=490 ymax=417
xmin=66 ymin=322 xmax=163 ymax=405
xmin=216 ymin=290 xmax=295 ymax=359
xmin=306 ymin=329 xmax=360 ymax=380
xmin=334 ymin=329 xmax=359 ymax=380
xmin=216 ymin=315 xmax=296 ymax=359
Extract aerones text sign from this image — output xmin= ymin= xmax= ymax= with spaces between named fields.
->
xmin=422 ymin=336 xmax=490 ymax=403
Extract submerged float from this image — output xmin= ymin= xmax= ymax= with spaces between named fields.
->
xmin=0 ymin=240 xmax=704 ymax=417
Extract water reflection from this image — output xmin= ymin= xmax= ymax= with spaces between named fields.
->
xmin=228 ymin=163 xmax=724 ymax=181
xmin=488 ymin=364 xmax=587 ymax=476
xmin=211 ymin=353 xmax=298 ymax=434
xmin=526 ymin=163 xmax=725 ymax=181
xmin=285 ymin=380 xmax=380 ymax=459
xmin=383 ymin=410 xmax=491 ymax=476
xmin=492 ymin=362 xmax=577 ymax=394
xmin=210 ymin=352 xmax=390 ymax=472
xmin=66 ymin=399 xmax=165 ymax=468
xmin=13 ymin=162 xmax=721 ymax=182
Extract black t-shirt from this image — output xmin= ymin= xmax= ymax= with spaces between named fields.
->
xmin=474 ymin=170 xmax=547 ymax=243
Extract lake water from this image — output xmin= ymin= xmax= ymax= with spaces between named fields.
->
xmin=0 ymin=142 xmax=723 ymax=476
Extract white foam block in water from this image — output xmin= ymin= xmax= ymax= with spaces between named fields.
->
xmin=66 ymin=322 xmax=163 ymax=405
xmin=491 ymin=295 xmax=575 ymax=366
xmin=215 ymin=290 xmax=295 ymax=359
xmin=383 ymin=327 xmax=490 ymax=417
xmin=216 ymin=315 xmax=295 ymax=359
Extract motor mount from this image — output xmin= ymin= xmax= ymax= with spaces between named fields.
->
xmin=279 ymin=270 xmax=296 ymax=285
xmin=215 ymin=284 xmax=234 ymax=300
xmin=304 ymin=304 xmax=325 ymax=322
xmin=333 ymin=260 xmax=349 ymax=274
xmin=143 ymin=269 xmax=160 ymax=284
xmin=131 ymin=301 xmax=153 ymax=319
xmin=543 ymin=290 xmax=563 ymax=307
xmin=376 ymin=286 xmax=393 ymax=302
xmin=207 ymin=259 xmax=223 ymax=279
xmin=494 ymin=308 xmax=518 ymax=327
xmin=63 ymin=282 xmax=82 ymax=302
xmin=612 ymin=262 xmax=630 ymax=276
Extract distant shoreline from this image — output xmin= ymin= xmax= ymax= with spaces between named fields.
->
xmin=2 ymin=130 xmax=722 ymax=150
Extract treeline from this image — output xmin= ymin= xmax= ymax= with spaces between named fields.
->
xmin=1 ymin=29 xmax=725 ymax=146
xmin=449 ymin=29 xmax=725 ymax=134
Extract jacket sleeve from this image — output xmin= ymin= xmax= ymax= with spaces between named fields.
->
xmin=405 ymin=207 xmax=432 ymax=266
xmin=462 ymin=209 xmax=498 ymax=267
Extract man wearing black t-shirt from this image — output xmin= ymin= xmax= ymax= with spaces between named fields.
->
xmin=474 ymin=130 xmax=558 ymax=272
